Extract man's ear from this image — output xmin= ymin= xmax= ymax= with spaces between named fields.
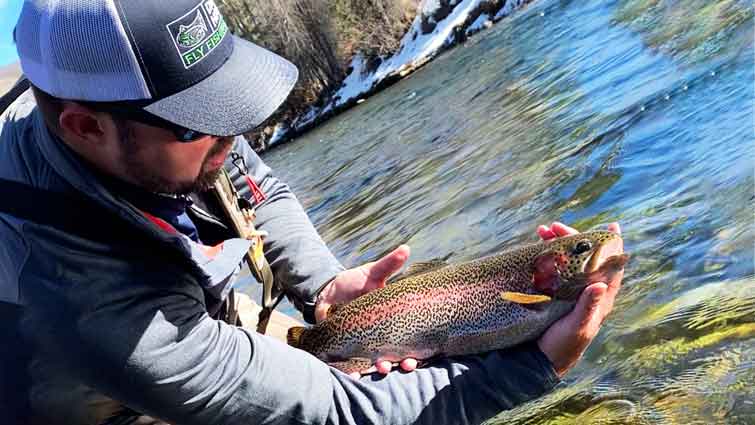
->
xmin=58 ymin=103 xmax=108 ymax=145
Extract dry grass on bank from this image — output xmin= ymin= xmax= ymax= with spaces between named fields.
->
xmin=0 ymin=62 xmax=22 ymax=95
xmin=217 ymin=0 xmax=420 ymax=147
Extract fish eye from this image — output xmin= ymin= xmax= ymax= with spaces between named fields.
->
xmin=573 ymin=240 xmax=592 ymax=255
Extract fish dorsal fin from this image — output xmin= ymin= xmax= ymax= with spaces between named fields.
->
xmin=405 ymin=260 xmax=449 ymax=276
xmin=387 ymin=259 xmax=449 ymax=284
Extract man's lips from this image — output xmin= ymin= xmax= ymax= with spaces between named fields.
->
xmin=205 ymin=139 xmax=234 ymax=169
xmin=207 ymin=156 xmax=226 ymax=169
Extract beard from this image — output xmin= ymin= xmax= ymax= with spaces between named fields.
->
xmin=187 ymin=136 xmax=234 ymax=193
xmin=117 ymin=121 xmax=234 ymax=194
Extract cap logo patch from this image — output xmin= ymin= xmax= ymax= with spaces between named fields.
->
xmin=176 ymin=12 xmax=207 ymax=48
xmin=167 ymin=0 xmax=228 ymax=68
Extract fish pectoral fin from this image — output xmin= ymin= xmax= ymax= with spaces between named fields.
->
xmin=328 ymin=358 xmax=375 ymax=375
xmin=500 ymin=291 xmax=552 ymax=304
xmin=287 ymin=326 xmax=307 ymax=348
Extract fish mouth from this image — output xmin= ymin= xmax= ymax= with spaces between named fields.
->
xmin=584 ymin=237 xmax=625 ymax=274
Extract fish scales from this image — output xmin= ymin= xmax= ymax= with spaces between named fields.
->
xmin=288 ymin=231 xmax=627 ymax=373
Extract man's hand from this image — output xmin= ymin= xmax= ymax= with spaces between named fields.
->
xmin=314 ymin=245 xmax=419 ymax=375
xmin=536 ymin=222 xmax=624 ymax=377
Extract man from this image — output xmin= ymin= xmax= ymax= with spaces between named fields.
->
xmin=0 ymin=1 xmax=624 ymax=424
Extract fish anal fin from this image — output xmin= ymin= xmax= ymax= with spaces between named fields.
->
xmin=287 ymin=326 xmax=307 ymax=348
xmin=500 ymin=291 xmax=552 ymax=304
xmin=387 ymin=259 xmax=449 ymax=284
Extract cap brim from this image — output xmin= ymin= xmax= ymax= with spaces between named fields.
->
xmin=144 ymin=36 xmax=298 ymax=137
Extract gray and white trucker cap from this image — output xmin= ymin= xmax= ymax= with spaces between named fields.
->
xmin=15 ymin=0 xmax=299 ymax=136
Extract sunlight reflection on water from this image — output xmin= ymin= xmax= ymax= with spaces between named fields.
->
xmin=260 ymin=0 xmax=754 ymax=422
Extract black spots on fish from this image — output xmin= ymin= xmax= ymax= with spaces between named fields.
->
xmin=547 ymin=233 xmax=604 ymax=279
xmin=328 ymin=358 xmax=373 ymax=374
xmin=299 ymin=230 xmax=625 ymax=363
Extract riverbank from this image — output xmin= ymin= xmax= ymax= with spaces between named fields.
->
xmin=0 ymin=0 xmax=536 ymax=152
xmin=258 ymin=0 xmax=532 ymax=151
xmin=260 ymin=0 xmax=754 ymax=418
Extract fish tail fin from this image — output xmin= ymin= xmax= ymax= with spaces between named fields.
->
xmin=287 ymin=326 xmax=307 ymax=348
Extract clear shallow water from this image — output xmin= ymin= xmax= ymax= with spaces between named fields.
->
xmin=260 ymin=0 xmax=754 ymax=422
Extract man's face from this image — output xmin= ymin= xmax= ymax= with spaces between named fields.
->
xmin=114 ymin=119 xmax=234 ymax=194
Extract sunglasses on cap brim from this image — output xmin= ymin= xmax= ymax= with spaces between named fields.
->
xmin=76 ymin=100 xmax=210 ymax=142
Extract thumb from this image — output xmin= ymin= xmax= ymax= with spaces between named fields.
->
xmin=367 ymin=245 xmax=410 ymax=283
xmin=572 ymin=283 xmax=607 ymax=337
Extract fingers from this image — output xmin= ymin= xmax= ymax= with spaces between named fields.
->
xmin=600 ymin=268 xmax=624 ymax=319
xmin=537 ymin=282 xmax=609 ymax=377
xmin=376 ymin=360 xmax=393 ymax=374
xmin=537 ymin=225 xmax=557 ymax=240
xmin=365 ymin=358 xmax=418 ymax=378
xmin=400 ymin=358 xmax=418 ymax=372
xmin=537 ymin=277 xmax=622 ymax=377
xmin=539 ymin=222 xmax=621 ymax=241
xmin=607 ymin=222 xmax=621 ymax=234
xmin=575 ymin=283 xmax=608 ymax=332
xmin=551 ymin=222 xmax=579 ymax=237
xmin=368 ymin=245 xmax=410 ymax=283
xmin=538 ymin=222 xmax=579 ymax=240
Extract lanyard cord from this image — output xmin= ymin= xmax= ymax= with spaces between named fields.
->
xmin=230 ymin=151 xmax=267 ymax=204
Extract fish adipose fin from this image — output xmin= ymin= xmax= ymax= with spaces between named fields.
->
xmin=287 ymin=326 xmax=306 ymax=348
xmin=329 ymin=358 xmax=374 ymax=374
xmin=500 ymin=291 xmax=552 ymax=304
xmin=387 ymin=259 xmax=449 ymax=284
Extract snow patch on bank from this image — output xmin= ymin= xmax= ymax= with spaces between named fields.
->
xmin=334 ymin=0 xmax=489 ymax=108
xmin=268 ymin=124 xmax=288 ymax=146
xmin=274 ymin=0 xmax=532 ymax=147
xmin=332 ymin=55 xmax=370 ymax=110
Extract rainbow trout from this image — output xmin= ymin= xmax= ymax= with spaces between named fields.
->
xmin=287 ymin=231 xmax=628 ymax=373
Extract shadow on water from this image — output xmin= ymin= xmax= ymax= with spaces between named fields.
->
xmin=261 ymin=0 xmax=754 ymax=422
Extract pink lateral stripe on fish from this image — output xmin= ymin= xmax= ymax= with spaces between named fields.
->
xmin=288 ymin=230 xmax=629 ymax=374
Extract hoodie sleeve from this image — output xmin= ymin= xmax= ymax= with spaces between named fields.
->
xmin=226 ymin=137 xmax=344 ymax=322
xmin=18 ymin=223 xmax=559 ymax=425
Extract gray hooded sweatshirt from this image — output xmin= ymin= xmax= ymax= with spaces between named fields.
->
xmin=0 ymin=89 xmax=559 ymax=425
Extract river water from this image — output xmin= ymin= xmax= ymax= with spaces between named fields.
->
xmin=260 ymin=0 xmax=754 ymax=423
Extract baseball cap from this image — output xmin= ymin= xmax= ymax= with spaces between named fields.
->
xmin=14 ymin=0 xmax=299 ymax=137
